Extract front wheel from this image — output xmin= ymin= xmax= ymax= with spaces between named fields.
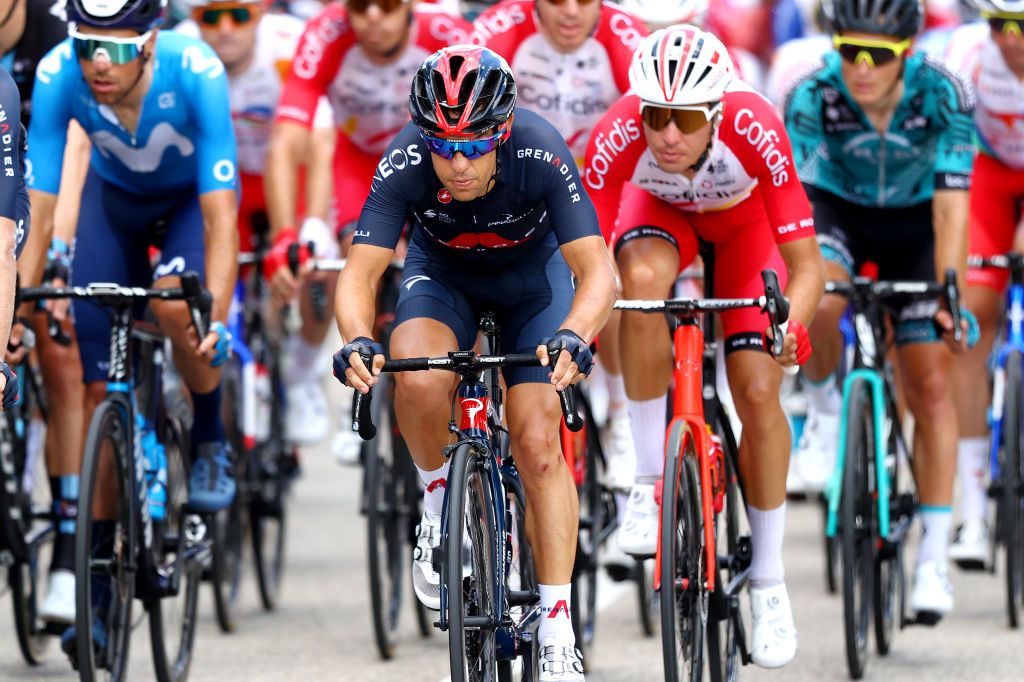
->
xmin=840 ymin=381 xmax=875 ymax=680
xmin=445 ymin=442 xmax=498 ymax=682
xmin=10 ymin=556 xmax=49 ymax=664
xmin=660 ymin=422 xmax=705 ymax=682
xmin=75 ymin=400 xmax=136 ymax=681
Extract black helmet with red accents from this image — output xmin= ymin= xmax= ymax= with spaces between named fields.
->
xmin=409 ymin=45 xmax=517 ymax=138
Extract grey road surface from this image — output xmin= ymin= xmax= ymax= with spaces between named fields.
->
xmin=1 ymin=407 xmax=1022 ymax=681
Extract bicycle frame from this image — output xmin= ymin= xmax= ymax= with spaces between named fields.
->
xmin=988 ymin=275 xmax=1024 ymax=483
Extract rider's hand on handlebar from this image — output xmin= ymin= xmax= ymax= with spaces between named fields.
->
xmin=4 ymin=318 xmax=30 ymax=365
xmin=263 ymin=228 xmax=312 ymax=304
xmin=333 ymin=337 xmax=385 ymax=393
xmin=934 ymin=308 xmax=977 ymax=353
xmin=538 ymin=329 xmax=594 ymax=391
xmin=197 ymin=321 xmax=232 ymax=368
xmin=763 ymin=320 xmax=812 ymax=368
xmin=0 ymin=362 xmax=19 ymax=411
xmin=43 ymin=238 xmax=73 ymax=321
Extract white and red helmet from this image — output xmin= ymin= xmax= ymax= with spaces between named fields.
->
xmin=619 ymin=0 xmax=710 ymax=30
xmin=628 ymin=25 xmax=734 ymax=107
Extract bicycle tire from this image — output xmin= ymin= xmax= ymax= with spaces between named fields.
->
xmin=75 ymin=399 xmax=136 ymax=681
xmin=405 ymin=456 xmax=434 ymax=639
xmin=0 ymin=385 xmax=40 ymax=561
xmin=636 ymin=558 xmax=657 ymax=637
xmin=570 ymin=404 xmax=602 ymax=661
xmin=445 ymin=441 xmax=499 ymax=682
xmin=1003 ymin=351 xmax=1024 ymax=628
xmin=210 ymin=476 xmax=246 ymax=633
xmin=660 ymin=422 xmax=704 ymax=682
xmin=503 ymin=475 xmax=539 ymax=682
xmin=250 ymin=480 xmax=286 ymax=611
xmin=149 ymin=416 xmax=201 ymax=682
xmin=874 ymin=391 xmax=904 ymax=656
xmin=707 ymin=441 xmax=743 ymax=682
xmin=840 ymin=381 xmax=874 ymax=680
xmin=824 ymin=498 xmax=841 ymax=595
xmin=10 ymin=556 xmax=49 ymax=664
xmin=366 ymin=375 xmax=405 ymax=660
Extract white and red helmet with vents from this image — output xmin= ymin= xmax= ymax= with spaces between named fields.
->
xmin=628 ymin=25 xmax=734 ymax=107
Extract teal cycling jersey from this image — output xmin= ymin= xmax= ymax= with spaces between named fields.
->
xmin=27 ymin=31 xmax=237 ymax=197
xmin=784 ymin=51 xmax=974 ymax=208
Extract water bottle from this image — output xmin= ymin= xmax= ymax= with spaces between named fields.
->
xmin=136 ymin=414 xmax=167 ymax=522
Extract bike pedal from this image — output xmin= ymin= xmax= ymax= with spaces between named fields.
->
xmin=908 ymin=611 xmax=943 ymax=627
xmin=952 ymin=558 xmax=988 ymax=572
xmin=42 ymin=621 xmax=69 ymax=637
xmin=603 ymin=563 xmax=632 ymax=583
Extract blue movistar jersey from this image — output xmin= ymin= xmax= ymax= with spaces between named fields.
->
xmin=27 ymin=31 xmax=237 ymax=197
xmin=784 ymin=51 xmax=975 ymax=208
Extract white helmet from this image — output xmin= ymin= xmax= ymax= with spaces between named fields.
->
xmin=970 ymin=0 xmax=1024 ymax=12
xmin=628 ymin=26 xmax=734 ymax=107
xmin=618 ymin=0 xmax=710 ymax=29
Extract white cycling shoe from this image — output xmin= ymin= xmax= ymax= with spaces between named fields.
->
xmin=330 ymin=427 xmax=362 ymax=466
xmin=285 ymin=378 xmax=329 ymax=445
xmin=795 ymin=411 xmax=840 ymax=493
xmin=617 ymin=484 xmax=658 ymax=557
xmin=949 ymin=521 xmax=991 ymax=571
xmin=603 ymin=412 xmax=636 ymax=492
xmin=412 ymin=511 xmax=442 ymax=611
xmin=750 ymin=583 xmax=797 ymax=669
xmin=538 ymin=637 xmax=585 ymax=681
xmin=910 ymin=561 xmax=954 ymax=617
xmin=39 ymin=569 xmax=75 ymax=624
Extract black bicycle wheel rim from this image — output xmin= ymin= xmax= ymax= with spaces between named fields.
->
xmin=366 ymin=382 xmax=405 ymax=659
xmin=824 ymin=499 xmax=841 ymax=595
xmin=571 ymin=413 xmax=601 ymax=660
xmin=0 ymin=408 xmax=33 ymax=560
xmin=1004 ymin=351 xmax=1023 ymax=628
xmin=707 ymin=441 xmax=742 ymax=682
xmin=76 ymin=400 xmax=136 ymax=681
xmin=149 ymin=417 xmax=200 ymax=682
xmin=11 ymin=556 xmax=49 ymax=664
xmin=660 ymin=423 xmax=704 ymax=682
xmin=873 ymin=539 xmax=902 ymax=656
xmin=446 ymin=443 xmax=498 ymax=682
xmin=840 ymin=381 xmax=873 ymax=680
xmin=251 ymin=486 xmax=286 ymax=611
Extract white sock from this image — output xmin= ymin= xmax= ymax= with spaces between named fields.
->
xmin=917 ymin=506 xmax=952 ymax=569
xmin=749 ymin=503 xmax=786 ymax=588
xmin=284 ymin=334 xmax=324 ymax=385
xmin=805 ymin=373 xmax=841 ymax=416
xmin=615 ymin=492 xmax=628 ymax=526
xmin=417 ymin=461 xmax=450 ymax=517
xmin=957 ymin=437 xmax=989 ymax=525
xmin=628 ymin=396 xmax=667 ymax=484
xmin=607 ymin=372 xmax=628 ymax=412
xmin=537 ymin=583 xmax=574 ymax=644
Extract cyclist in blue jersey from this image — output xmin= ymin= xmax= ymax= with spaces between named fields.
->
xmin=785 ymin=0 xmax=976 ymax=620
xmin=28 ymin=0 xmax=239 ymax=562
xmin=334 ymin=45 xmax=616 ymax=681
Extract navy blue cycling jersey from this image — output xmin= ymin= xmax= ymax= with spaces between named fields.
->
xmin=0 ymin=66 xmax=28 ymax=256
xmin=353 ymin=107 xmax=601 ymax=269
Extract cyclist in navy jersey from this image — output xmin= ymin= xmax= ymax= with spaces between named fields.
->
xmin=335 ymin=46 xmax=616 ymax=681
xmin=0 ymin=62 xmax=27 ymax=392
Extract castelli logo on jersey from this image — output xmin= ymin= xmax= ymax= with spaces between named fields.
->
xmin=471 ymin=3 xmax=527 ymax=42
xmin=583 ymin=117 xmax=642 ymax=190
xmin=734 ymin=109 xmax=791 ymax=187
xmin=438 ymin=188 xmax=452 ymax=204
xmin=293 ymin=16 xmax=348 ymax=80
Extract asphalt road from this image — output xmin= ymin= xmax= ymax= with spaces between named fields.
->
xmin=2 ymin=384 xmax=1023 ymax=681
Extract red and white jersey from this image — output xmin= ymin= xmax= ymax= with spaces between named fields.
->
xmin=583 ymin=81 xmax=814 ymax=243
xmin=472 ymin=0 xmax=646 ymax=161
xmin=943 ymin=22 xmax=1024 ymax=171
xmin=277 ymin=4 xmax=473 ymax=157
xmin=177 ymin=13 xmax=332 ymax=175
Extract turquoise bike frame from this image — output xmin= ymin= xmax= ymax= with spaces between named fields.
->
xmin=825 ymin=369 xmax=893 ymax=539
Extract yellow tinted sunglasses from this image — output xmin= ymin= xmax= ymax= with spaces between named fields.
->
xmin=833 ymin=35 xmax=912 ymax=68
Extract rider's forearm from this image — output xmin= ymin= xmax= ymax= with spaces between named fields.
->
xmin=201 ymin=191 xmax=239 ymax=323
xmin=304 ymin=127 xmax=335 ymax=222
xmin=780 ymin=237 xmax=825 ymax=328
xmin=933 ymin=189 xmax=969 ymax=287
xmin=335 ymin=271 xmax=380 ymax=345
xmin=265 ymin=122 xmax=309 ymax=236
xmin=20 ymin=190 xmax=57 ymax=290
xmin=0 ymin=219 xmax=17 ymax=351
xmin=52 ymin=121 xmax=91 ymax=245
xmin=558 ymin=239 xmax=617 ymax=343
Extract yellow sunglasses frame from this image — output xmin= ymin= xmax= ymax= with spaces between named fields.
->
xmin=832 ymin=35 xmax=912 ymax=68
xmin=984 ymin=12 xmax=1024 ymax=38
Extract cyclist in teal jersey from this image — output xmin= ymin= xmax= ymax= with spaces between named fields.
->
xmin=784 ymin=0 xmax=976 ymax=621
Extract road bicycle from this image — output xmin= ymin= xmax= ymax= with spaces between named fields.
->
xmin=823 ymin=271 xmax=962 ymax=679
xmin=966 ymin=254 xmax=1024 ymax=628
xmin=22 ymin=274 xmax=216 ymax=682
xmin=0 ymin=319 xmax=58 ymax=664
xmin=351 ymin=311 xmax=582 ymax=681
xmin=614 ymin=269 xmax=790 ymax=682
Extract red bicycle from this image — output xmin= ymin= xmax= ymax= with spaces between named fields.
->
xmin=615 ymin=269 xmax=791 ymax=682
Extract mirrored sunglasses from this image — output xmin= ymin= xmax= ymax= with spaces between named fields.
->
xmin=71 ymin=29 xmax=152 ymax=65
xmin=419 ymin=129 xmax=508 ymax=160
xmin=640 ymin=104 xmax=718 ymax=134
xmin=193 ymin=5 xmax=258 ymax=27
xmin=833 ymin=35 xmax=912 ymax=68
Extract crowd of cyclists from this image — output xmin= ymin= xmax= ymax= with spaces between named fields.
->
xmin=0 ymin=0 xmax=1022 ymax=678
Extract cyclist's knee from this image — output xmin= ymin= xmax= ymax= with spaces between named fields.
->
xmin=394 ymin=370 xmax=450 ymax=410
xmin=902 ymin=362 xmax=954 ymax=419
xmin=508 ymin=425 xmax=561 ymax=482
xmin=619 ymin=259 xmax=675 ymax=298
xmin=84 ymin=381 xmax=106 ymax=411
xmin=728 ymin=358 xmax=783 ymax=426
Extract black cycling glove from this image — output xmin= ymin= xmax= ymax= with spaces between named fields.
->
xmin=542 ymin=329 xmax=594 ymax=377
xmin=0 ymin=362 xmax=18 ymax=410
xmin=333 ymin=337 xmax=386 ymax=383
